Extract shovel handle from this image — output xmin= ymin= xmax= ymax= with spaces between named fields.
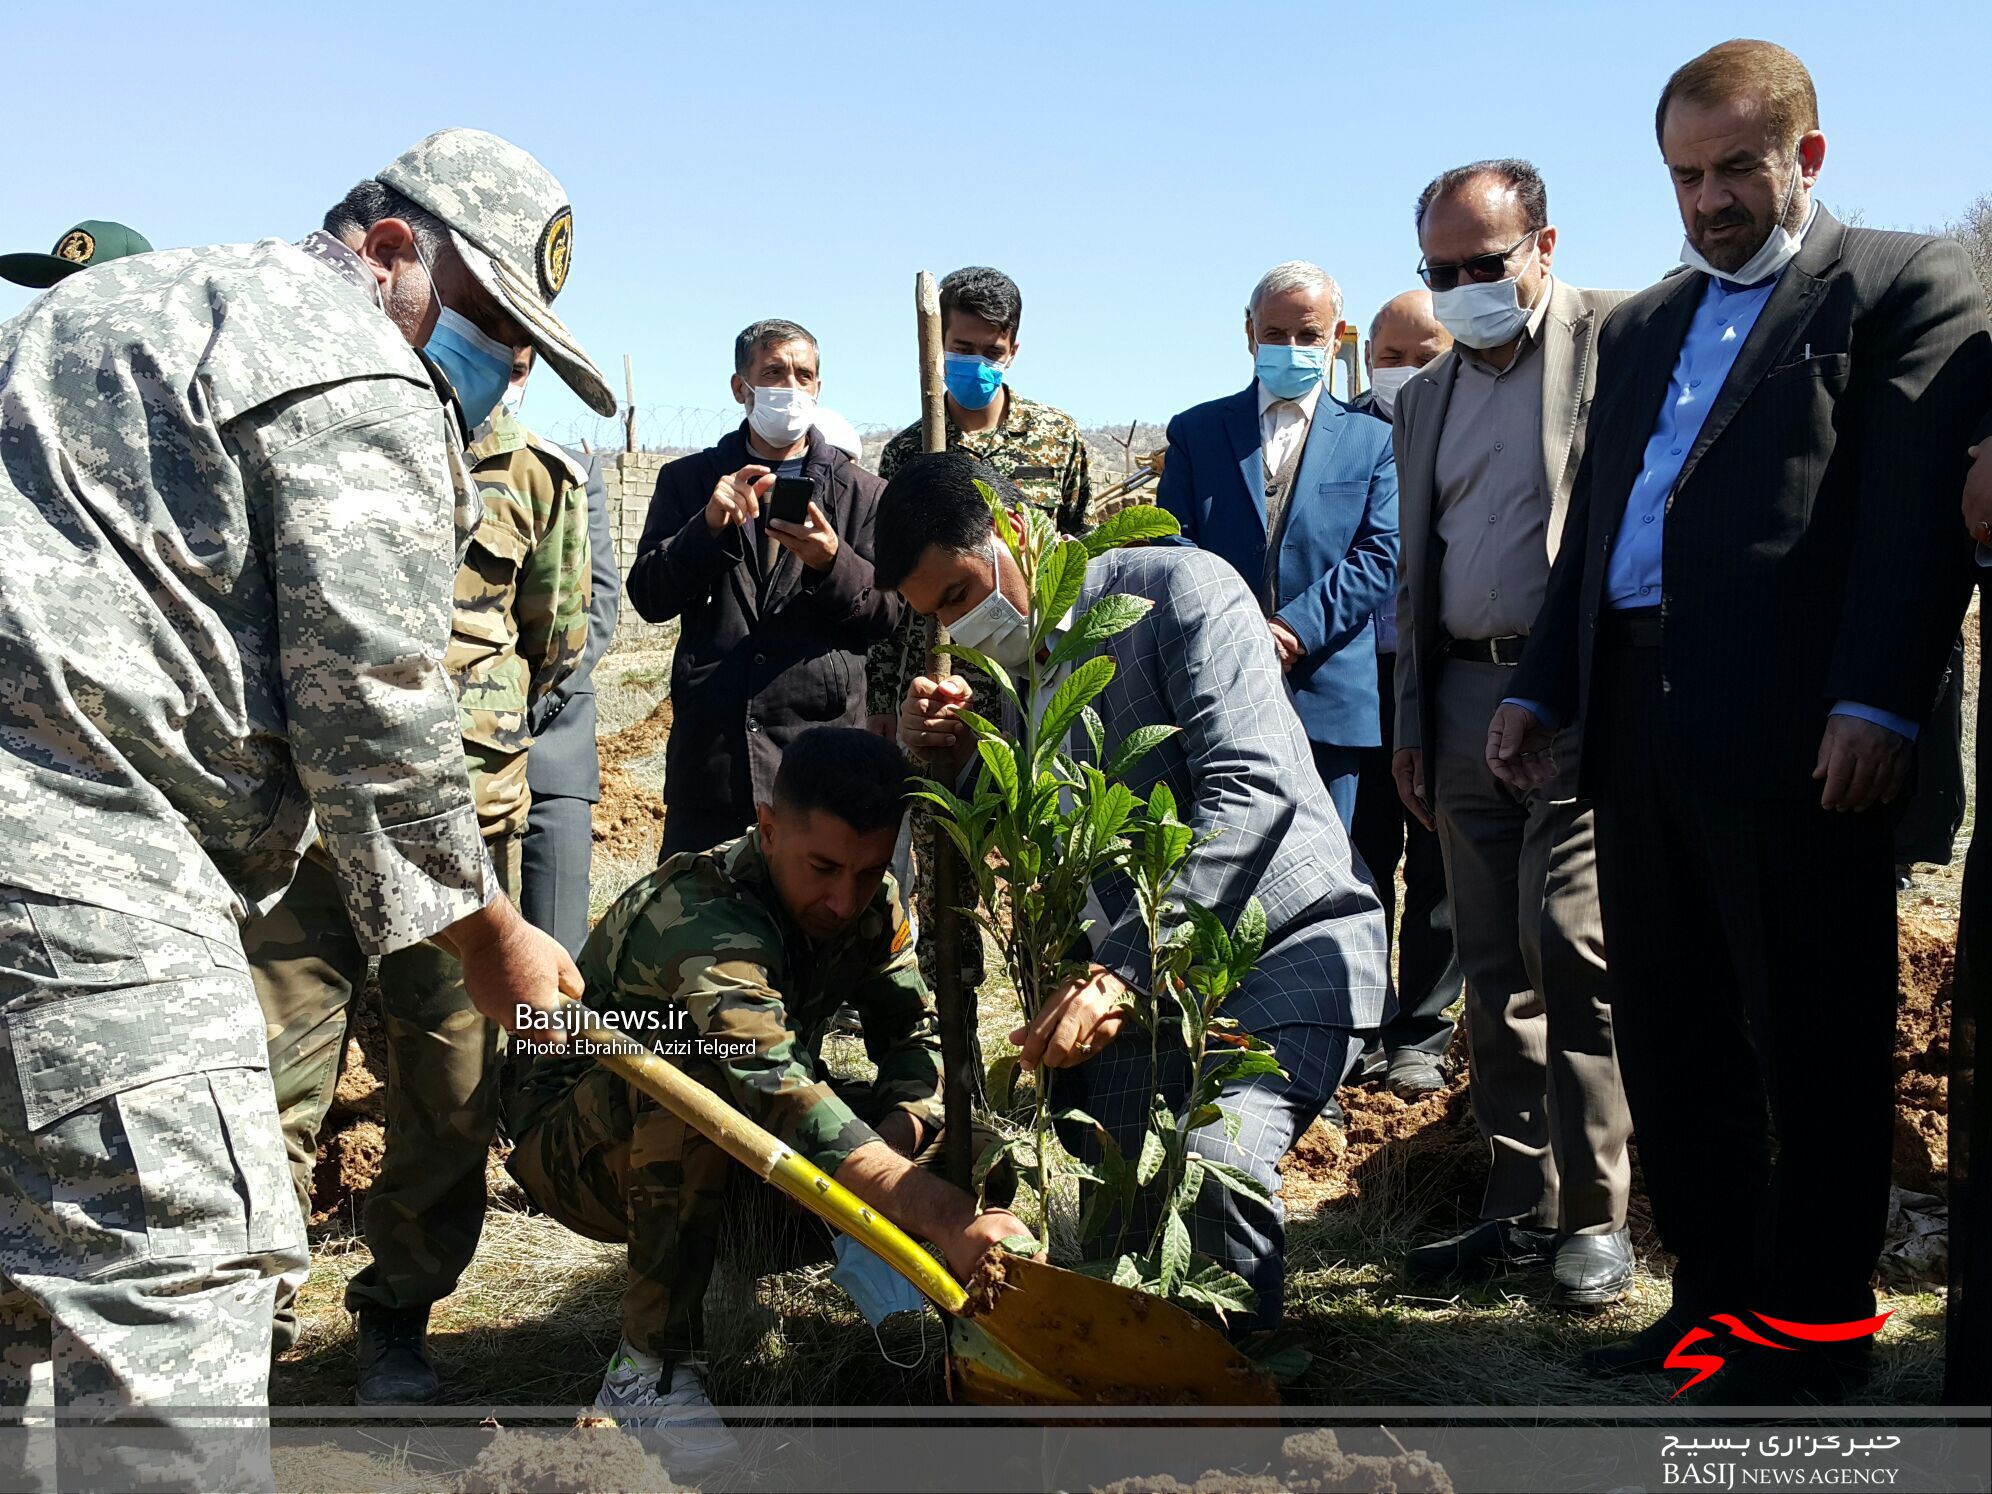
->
xmin=580 ymin=1018 xmax=970 ymax=1315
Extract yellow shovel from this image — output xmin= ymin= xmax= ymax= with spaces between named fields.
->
xmin=577 ymin=1016 xmax=1279 ymax=1406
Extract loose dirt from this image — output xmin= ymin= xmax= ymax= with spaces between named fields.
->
xmin=590 ymin=696 xmax=672 ymax=861
xmin=456 ymin=1424 xmax=686 ymax=1494
xmin=1099 ymin=1429 xmax=1455 ymax=1493
xmin=1279 ymin=914 xmax=1958 ymax=1222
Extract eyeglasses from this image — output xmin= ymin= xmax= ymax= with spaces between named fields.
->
xmin=1417 ymin=229 xmax=1540 ymax=292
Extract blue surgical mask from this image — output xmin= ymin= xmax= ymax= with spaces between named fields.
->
xmin=426 ymin=306 xmax=515 ymax=427
xmin=944 ymin=351 xmax=1007 ymax=411
xmin=1254 ymin=342 xmax=1326 ymax=401
xmin=830 ymin=1233 xmax=927 ymax=1327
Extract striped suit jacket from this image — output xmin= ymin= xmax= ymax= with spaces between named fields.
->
xmin=1065 ymin=545 xmax=1388 ymax=1031
xmin=1513 ymin=208 xmax=1992 ymax=798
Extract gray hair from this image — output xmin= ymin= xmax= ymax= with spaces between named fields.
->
xmin=733 ymin=317 xmax=819 ymax=376
xmin=1246 ymin=260 xmax=1344 ymax=327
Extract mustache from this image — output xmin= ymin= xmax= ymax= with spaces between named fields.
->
xmin=1695 ymin=206 xmax=1756 ymax=236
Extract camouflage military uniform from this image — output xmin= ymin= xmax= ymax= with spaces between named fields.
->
xmin=0 ymin=231 xmax=490 ymax=1412
xmin=506 ymin=832 xmax=944 ymax=1365
xmin=866 ymin=393 xmax=1094 ymax=996
xmin=248 ymin=408 xmax=591 ymax=1329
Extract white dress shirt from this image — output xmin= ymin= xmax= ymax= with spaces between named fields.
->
xmin=1257 ymin=379 xmax=1323 ymax=485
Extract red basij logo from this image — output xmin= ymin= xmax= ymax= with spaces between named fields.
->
xmin=1663 ymin=1311 xmax=1892 ymax=1397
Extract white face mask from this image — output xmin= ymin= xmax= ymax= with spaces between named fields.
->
xmin=1430 ymin=243 xmax=1541 ymax=350
xmin=1678 ymin=162 xmax=1808 ymax=287
xmin=1367 ymin=365 xmax=1419 ymax=413
xmin=946 ymin=533 xmax=1033 ymax=670
xmin=500 ymin=383 xmax=527 ymax=418
xmin=745 ymin=384 xmax=816 ymax=447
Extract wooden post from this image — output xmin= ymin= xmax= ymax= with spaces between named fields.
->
xmin=623 ymin=354 xmax=638 ymax=454
xmin=917 ymin=270 xmax=975 ymax=1193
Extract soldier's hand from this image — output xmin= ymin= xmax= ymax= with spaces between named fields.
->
xmin=705 ymin=465 xmax=772 ymax=536
xmin=945 ymin=1208 xmax=1032 ymax=1282
xmin=767 ymin=500 xmax=841 ymax=572
xmin=1813 ymin=713 xmax=1912 ymax=812
xmin=899 ymin=674 xmax=974 ymax=755
xmin=443 ymin=896 xmax=584 ymax=1038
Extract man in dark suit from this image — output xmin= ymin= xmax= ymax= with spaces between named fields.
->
xmin=1494 ymin=39 xmax=1991 ymax=1398
xmin=627 ymin=319 xmax=900 ymax=858
xmin=520 ymin=449 xmax=620 ymax=956
xmin=1156 ymin=260 xmax=1399 ymax=829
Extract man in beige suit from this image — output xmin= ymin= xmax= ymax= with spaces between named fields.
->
xmin=1391 ymin=158 xmax=1635 ymax=1309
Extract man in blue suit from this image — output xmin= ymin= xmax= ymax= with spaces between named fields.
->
xmin=1156 ymin=260 xmax=1398 ymax=828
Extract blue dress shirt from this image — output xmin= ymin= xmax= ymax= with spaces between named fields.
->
xmin=1507 ymin=250 xmax=1916 ymax=742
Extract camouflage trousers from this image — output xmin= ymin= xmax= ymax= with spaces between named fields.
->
xmin=1 ymin=886 xmax=305 ymax=1414
xmin=507 ymin=1061 xmax=982 ymax=1368
xmin=245 ymin=838 xmax=519 ymax=1329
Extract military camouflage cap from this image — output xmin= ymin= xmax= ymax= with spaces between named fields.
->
xmin=378 ymin=128 xmax=616 ymax=416
xmin=0 ymin=219 xmax=154 ymax=288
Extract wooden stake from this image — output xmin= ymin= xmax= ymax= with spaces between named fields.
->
xmin=917 ymin=270 xmax=975 ymax=1193
xmin=623 ymin=353 xmax=638 ymax=454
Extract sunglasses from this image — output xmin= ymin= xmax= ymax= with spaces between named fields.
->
xmin=1417 ymin=229 xmax=1540 ymax=292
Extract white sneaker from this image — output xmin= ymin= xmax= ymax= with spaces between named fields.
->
xmin=593 ymin=1345 xmax=740 ymax=1471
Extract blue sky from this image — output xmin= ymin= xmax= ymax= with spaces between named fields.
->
xmin=4 ymin=0 xmax=1985 ymax=449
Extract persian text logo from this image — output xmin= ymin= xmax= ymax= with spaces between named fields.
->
xmin=1664 ymin=1310 xmax=1891 ymax=1397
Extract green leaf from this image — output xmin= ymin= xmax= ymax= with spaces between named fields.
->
xmin=1147 ymin=780 xmax=1178 ymax=823
xmin=1077 ymin=1187 xmax=1118 ymax=1244
xmin=1079 ymin=704 xmax=1106 ymax=762
xmin=1186 ymin=1103 xmax=1223 ymax=1131
xmin=1030 ymin=539 xmax=1091 ymax=651
xmin=1174 ymin=1159 xmax=1207 ymax=1214
xmin=985 ymin=1053 xmax=1020 ymax=1114
xmin=1221 ymin=1109 xmax=1244 ymax=1143
xmin=972 ymin=1136 xmax=1014 ymax=1190
xmin=1035 ymin=654 xmax=1116 ymax=770
xmin=1113 ymin=1253 xmax=1144 ymax=1290
xmin=1196 ymin=1156 xmax=1272 ymax=1204
xmin=1105 ymin=723 xmax=1180 ymax=779
xmin=1082 ymin=503 xmax=1182 ymax=558
xmin=1053 ymin=1106 xmax=1103 ymax=1131
xmin=1134 ymin=1127 xmax=1165 ymax=1187
xmin=955 ymin=708 xmax=1004 ymax=742
xmin=1044 ymin=593 xmax=1155 ymax=673
xmin=977 ymin=738 xmax=1019 ymax=809
xmin=1205 ymin=1049 xmax=1288 ymax=1087
xmin=996 ymin=1233 xmax=1041 ymax=1257
xmin=1158 ymin=1208 xmax=1192 ymax=1294
xmin=1230 ymin=897 xmax=1268 ymax=977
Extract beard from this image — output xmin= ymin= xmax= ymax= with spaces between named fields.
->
xmin=1688 ymin=158 xmax=1806 ymax=273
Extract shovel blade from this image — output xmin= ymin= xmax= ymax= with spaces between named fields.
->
xmin=946 ymin=1254 xmax=1279 ymax=1406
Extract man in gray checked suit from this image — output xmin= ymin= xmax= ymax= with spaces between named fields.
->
xmin=876 ymin=453 xmax=1389 ymax=1331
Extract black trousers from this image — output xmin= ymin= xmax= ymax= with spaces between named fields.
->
xmin=520 ymin=792 xmax=594 ymax=958
xmin=1589 ymin=626 xmax=1897 ymax=1323
xmin=1350 ymin=652 xmax=1462 ymax=1057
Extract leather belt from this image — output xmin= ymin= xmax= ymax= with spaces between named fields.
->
xmin=1599 ymin=606 xmax=1663 ymax=649
xmin=1446 ymin=635 xmax=1527 ymax=666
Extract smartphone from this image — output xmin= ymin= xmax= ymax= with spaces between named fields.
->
xmin=767 ymin=475 xmax=815 ymax=527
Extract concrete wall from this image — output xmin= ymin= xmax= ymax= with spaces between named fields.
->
xmin=596 ymin=450 xmax=672 ymax=652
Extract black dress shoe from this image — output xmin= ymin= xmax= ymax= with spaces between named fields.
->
xmin=1549 ymin=1229 xmax=1634 ymax=1310
xmin=1696 ymin=1338 xmax=1874 ymax=1406
xmin=1405 ymin=1219 xmax=1556 ymax=1285
xmin=355 ymin=1305 xmax=441 ymax=1406
xmin=1580 ymin=1304 xmax=1708 ymax=1377
xmin=1384 ymin=1050 xmax=1445 ymax=1100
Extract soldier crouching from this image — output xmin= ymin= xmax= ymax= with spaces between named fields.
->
xmin=505 ymin=727 xmax=1020 ymax=1473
